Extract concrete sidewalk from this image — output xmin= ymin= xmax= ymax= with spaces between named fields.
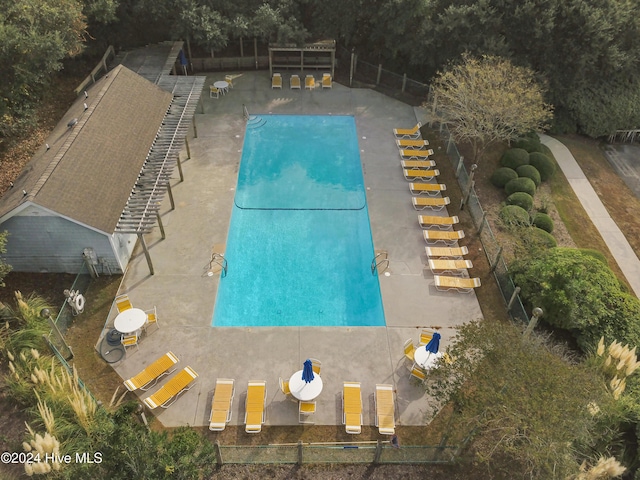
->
xmin=540 ymin=134 xmax=640 ymax=297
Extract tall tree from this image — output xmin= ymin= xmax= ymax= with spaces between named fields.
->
xmin=0 ymin=0 xmax=88 ymax=138
xmin=430 ymin=53 xmax=553 ymax=163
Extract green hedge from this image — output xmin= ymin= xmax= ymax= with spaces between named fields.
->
xmin=528 ymin=227 xmax=557 ymax=248
xmin=512 ymin=137 xmax=545 ymax=153
xmin=529 ymin=152 xmax=556 ymax=181
xmin=506 ymin=192 xmax=534 ymax=211
xmin=531 ymin=212 xmax=554 ymax=233
xmin=490 ymin=167 xmax=518 ymax=188
xmin=505 ymin=177 xmax=537 ymax=197
xmin=500 ymin=148 xmax=530 ymax=170
xmin=499 ymin=205 xmax=531 ymax=226
xmin=516 ymin=165 xmax=542 ymax=186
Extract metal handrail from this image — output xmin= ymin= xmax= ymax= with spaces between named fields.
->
xmin=370 ymin=252 xmax=389 ymax=275
xmin=210 ymin=253 xmax=228 ymax=277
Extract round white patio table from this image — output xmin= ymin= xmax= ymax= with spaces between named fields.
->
xmin=289 ymin=370 xmax=323 ymax=401
xmin=413 ymin=348 xmax=443 ymax=370
xmin=114 ymin=308 xmax=147 ymax=334
xmin=213 ymin=80 xmax=229 ymax=94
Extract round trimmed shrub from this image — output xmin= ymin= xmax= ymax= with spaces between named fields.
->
xmin=528 ymin=227 xmax=557 ymax=248
xmin=490 ymin=167 xmax=518 ymax=188
xmin=500 ymin=148 xmax=530 ymax=170
xmin=506 ymin=192 xmax=534 ymax=211
xmin=499 ymin=205 xmax=530 ymax=226
xmin=505 ymin=177 xmax=536 ymax=197
xmin=516 ymin=165 xmax=541 ymax=186
xmin=529 ymin=152 xmax=556 ymax=181
xmin=512 ymin=137 xmax=542 ymax=153
xmin=532 ymin=212 xmax=554 ymax=233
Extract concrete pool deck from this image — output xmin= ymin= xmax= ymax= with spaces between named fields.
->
xmin=108 ymin=71 xmax=483 ymax=429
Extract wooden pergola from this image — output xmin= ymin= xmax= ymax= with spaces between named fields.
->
xmin=115 ymin=74 xmax=205 ymax=274
xmin=268 ymin=40 xmax=336 ymax=77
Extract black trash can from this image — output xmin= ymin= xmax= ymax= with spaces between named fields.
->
xmin=106 ymin=328 xmax=121 ymax=346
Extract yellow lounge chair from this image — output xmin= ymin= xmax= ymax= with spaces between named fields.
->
xmin=322 ymin=73 xmax=332 ymax=89
xmin=290 ymin=74 xmax=301 ymax=89
xmin=412 ymin=196 xmax=450 ymax=211
xmin=396 ymin=139 xmax=429 ymax=149
xmin=403 ymin=169 xmax=439 ymax=181
xmin=401 ymin=160 xmax=436 ymax=169
xmin=209 ymin=378 xmax=235 ymax=431
xmin=245 ymin=380 xmax=267 ymax=433
xmin=409 ymin=183 xmax=447 ymax=196
xmin=418 ymin=215 xmax=459 ymax=230
xmin=375 ymin=384 xmax=395 ymax=435
xmin=115 ymin=294 xmax=132 ymax=313
xmin=342 ymin=382 xmax=362 ymax=434
xmin=434 ymin=275 xmax=481 ymax=293
xmin=423 ymin=229 xmax=465 ymax=246
xmin=428 ymin=259 xmax=473 ymax=274
xmin=124 ymin=351 xmax=179 ymax=392
xmin=272 ymin=73 xmax=282 ymax=89
xmin=305 ymin=75 xmax=315 ymax=89
xmin=142 ymin=366 xmax=198 ymax=409
xmin=400 ymin=148 xmax=435 ymax=159
xmin=425 ymin=246 xmax=469 ymax=258
xmin=393 ymin=122 xmax=422 ymax=139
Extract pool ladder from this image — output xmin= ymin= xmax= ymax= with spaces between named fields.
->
xmin=371 ymin=251 xmax=389 ymax=275
xmin=208 ymin=253 xmax=228 ymax=277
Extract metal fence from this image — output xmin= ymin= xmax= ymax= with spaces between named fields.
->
xmin=336 ymin=46 xmax=431 ymax=99
xmin=437 ymin=123 xmax=530 ymax=324
xmin=215 ymin=441 xmax=458 ymax=465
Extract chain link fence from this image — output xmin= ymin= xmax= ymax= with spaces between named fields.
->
xmin=336 ymin=47 xmax=430 ymax=100
xmin=437 ymin=123 xmax=530 ymax=324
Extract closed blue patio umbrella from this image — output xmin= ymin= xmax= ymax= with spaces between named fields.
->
xmin=425 ymin=332 xmax=441 ymax=354
xmin=302 ymin=359 xmax=315 ymax=383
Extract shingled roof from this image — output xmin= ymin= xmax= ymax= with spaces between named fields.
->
xmin=0 ymin=65 xmax=172 ymax=233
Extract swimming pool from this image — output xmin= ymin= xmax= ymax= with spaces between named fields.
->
xmin=212 ymin=115 xmax=385 ymax=327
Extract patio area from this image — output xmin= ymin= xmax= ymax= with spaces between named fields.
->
xmin=105 ymin=70 xmax=483 ymax=429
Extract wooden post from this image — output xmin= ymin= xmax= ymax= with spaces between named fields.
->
xmin=331 ymin=49 xmax=335 ymax=77
xmin=523 ymin=308 xmax=543 ymax=338
xmin=167 ymin=183 xmax=175 ymax=210
xmin=138 ymin=233 xmax=154 ymax=276
xmin=268 ymin=47 xmax=272 ymax=77
xmin=176 ymin=155 xmax=184 ymax=182
xmin=376 ymin=64 xmax=382 ymax=85
xmin=297 ymin=441 xmax=303 ymax=465
xmin=214 ymin=440 xmax=223 ymax=466
xmin=186 ymin=38 xmax=193 ymax=73
xmin=254 ymin=37 xmax=258 ymax=69
xmin=477 ymin=211 xmax=487 ymax=234
xmin=156 ymin=212 xmax=166 ymax=240
xmin=240 ymin=37 xmax=244 ymax=57
xmin=490 ymin=246 xmax=503 ymax=273
xmin=507 ymin=286 xmax=521 ymax=310
xmin=185 ymin=136 xmax=191 ymax=160
xmin=402 ymin=73 xmax=407 ymax=92
xmin=460 ymin=180 xmax=474 ymax=210
xmin=349 ymin=49 xmax=355 ymax=87
xmin=374 ymin=440 xmax=382 ymax=464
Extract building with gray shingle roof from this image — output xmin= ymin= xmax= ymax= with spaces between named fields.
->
xmin=0 ymin=64 xmax=174 ymax=273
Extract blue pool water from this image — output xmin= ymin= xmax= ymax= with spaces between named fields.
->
xmin=212 ymin=115 xmax=385 ymax=327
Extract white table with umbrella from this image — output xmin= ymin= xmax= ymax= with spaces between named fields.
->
xmin=289 ymin=359 xmax=323 ymax=401
xmin=414 ymin=332 xmax=443 ymax=370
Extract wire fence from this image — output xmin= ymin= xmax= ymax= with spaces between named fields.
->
xmin=336 ymin=46 xmax=430 ymax=100
xmin=214 ymin=440 xmax=459 ymax=465
xmin=436 ymin=123 xmax=530 ymax=324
